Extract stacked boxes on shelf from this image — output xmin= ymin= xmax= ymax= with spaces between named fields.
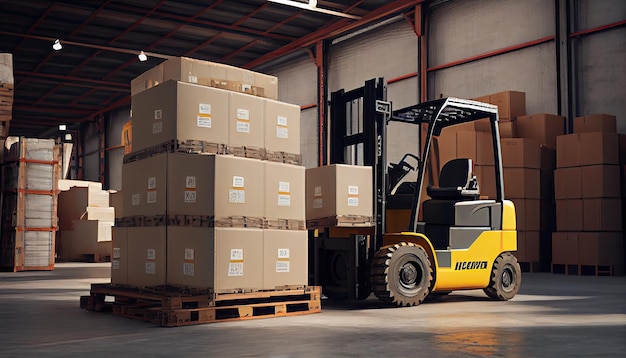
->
xmin=0 ymin=53 xmax=13 ymax=139
xmin=0 ymin=138 xmax=60 ymax=271
xmin=114 ymin=56 xmax=308 ymax=293
xmin=553 ymin=114 xmax=624 ymax=275
xmin=57 ymin=181 xmax=113 ymax=262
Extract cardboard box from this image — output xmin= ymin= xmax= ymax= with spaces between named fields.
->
xmin=111 ymin=227 xmax=128 ymax=285
xmin=579 ymin=132 xmax=619 ymax=166
xmin=123 ymin=153 xmax=264 ymax=219
xmin=228 ymin=92 xmax=264 ymax=149
xmin=109 ymin=190 xmax=123 ymax=219
xmin=581 ymin=165 xmax=621 ymax=198
xmin=474 ymin=118 xmax=517 ymax=138
xmin=583 ymin=198 xmax=623 ymax=231
xmin=578 ymin=232 xmax=624 ymax=268
xmin=488 ymin=91 xmax=525 ymax=120
xmin=474 ymin=165 xmax=496 ymax=199
xmin=516 ymin=231 xmax=540 ymax=262
xmin=306 ymin=164 xmax=372 ymax=220
xmin=504 ymin=168 xmax=540 ymax=199
xmin=166 ymin=227 xmax=263 ymax=292
xmin=57 ymin=220 xmax=112 ymax=261
xmin=58 ymin=185 xmax=113 ymax=230
xmin=476 ymin=131 xmax=495 ymax=166
xmin=127 ymin=227 xmax=166 ymax=287
xmin=556 ymin=133 xmax=580 ymax=168
xmin=512 ymin=199 xmax=540 ymax=231
xmin=264 ymin=99 xmax=300 ymax=155
xmin=556 ymin=199 xmax=583 ymax=231
xmin=255 ymin=73 xmax=278 ymax=100
xmin=130 ymin=63 xmax=164 ymax=96
xmin=501 ymin=138 xmax=541 ymax=169
xmin=574 ymin=114 xmax=617 ymax=133
xmin=131 ymin=80 xmax=230 ymax=152
xmin=263 ymin=229 xmax=308 ymax=290
xmin=162 ymin=57 xmax=225 ymax=87
xmin=552 ymin=232 xmax=579 ymax=265
xmin=265 ymin=161 xmax=305 ymax=221
xmin=516 ymin=114 xmax=564 ymax=148
xmin=0 ymin=53 xmax=14 ymax=84
xmin=554 ymin=167 xmax=582 ymax=199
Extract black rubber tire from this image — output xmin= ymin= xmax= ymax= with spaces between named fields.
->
xmin=483 ymin=252 xmax=522 ymax=301
xmin=370 ymin=242 xmax=433 ymax=307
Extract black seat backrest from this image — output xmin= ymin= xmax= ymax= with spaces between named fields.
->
xmin=439 ymin=158 xmax=473 ymax=189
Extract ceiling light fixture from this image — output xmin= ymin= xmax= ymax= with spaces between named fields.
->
xmin=52 ymin=39 xmax=62 ymax=51
xmin=58 ymin=124 xmax=67 ymax=131
xmin=268 ymin=0 xmax=361 ymax=20
xmin=138 ymin=51 xmax=148 ymax=62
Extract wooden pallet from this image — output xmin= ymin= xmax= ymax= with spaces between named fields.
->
xmin=264 ymin=218 xmax=306 ymax=230
xmin=307 ymin=215 xmax=375 ymax=229
xmin=519 ymin=261 xmax=541 ymax=273
xmin=214 ymin=216 xmax=265 ymax=228
xmin=265 ymin=151 xmax=303 ymax=166
xmin=229 ymin=145 xmax=266 ymax=160
xmin=551 ymin=263 xmax=579 ymax=275
xmin=81 ymin=284 xmax=321 ymax=327
xmin=123 ymin=140 xmax=227 ymax=163
xmin=115 ymin=215 xmax=167 ymax=227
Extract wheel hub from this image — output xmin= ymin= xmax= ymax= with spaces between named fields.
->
xmin=400 ymin=262 xmax=420 ymax=287
xmin=501 ymin=266 xmax=514 ymax=293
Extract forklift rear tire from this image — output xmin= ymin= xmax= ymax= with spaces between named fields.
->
xmin=371 ymin=242 xmax=433 ymax=307
xmin=483 ymin=252 xmax=521 ymax=301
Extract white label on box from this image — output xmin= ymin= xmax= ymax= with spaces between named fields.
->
xmin=237 ymin=121 xmax=250 ymax=133
xmin=152 ymin=121 xmax=163 ymax=134
xmin=148 ymin=177 xmax=157 ymax=190
xmin=237 ymin=108 xmax=250 ymax=120
xmin=313 ymin=198 xmax=323 ymax=209
xmin=186 ymin=176 xmax=196 ymax=189
xmin=183 ymin=263 xmax=195 ymax=276
xmin=184 ymin=248 xmax=195 ymax=261
xmin=314 ymin=186 xmax=322 ymax=197
xmin=276 ymin=261 xmax=290 ymax=273
xmin=279 ymin=181 xmax=290 ymax=193
xmin=278 ymin=248 xmax=290 ymax=259
xmin=199 ymin=103 xmax=211 ymax=115
xmin=188 ymin=74 xmax=198 ymax=83
xmin=197 ymin=116 xmax=212 ymax=128
xmin=232 ymin=176 xmax=245 ymax=188
xmin=278 ymin=194 xmax=291 ymax=206
xmin=113 ymin=247 xmax=121 ymax=259
xmin=348 ymin=185 xmax=359 ymax=195
xmin=241 ymin=83 xmax=252 ymax=92
xmin=132 ymin=194 xmax=140 ymax=206
xmin=145 ymin=262 xmax=156 ymax=275
xmin=154 ymin=109 xmax=162 ymax=120
xmin=112 ymin=259 xmax=120 ymax=270
xmin=230 ymin=249 xmax=244 ymax=260
xmin=276 ymin=126 xmax=288 ymax=139
xmin=229 ymin=189 xmax=245 ymax=203
xmin=228 ymin=263 xmax=244 ymax=276
xmin=348 ymin=197 xmax=359 ymax=207
xmin=147 ymin=191 xmax=157 ymax=204
xmin=277 ymin=116 xmax=288 ymax=126
xmin=184 ymin=190 xmax=197 ymax=203
xmin=146 ymin=249 xmax=156 ymax=260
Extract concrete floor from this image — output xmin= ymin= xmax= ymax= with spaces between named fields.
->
xmin=1 ymin=264 xmax=625 ymax=357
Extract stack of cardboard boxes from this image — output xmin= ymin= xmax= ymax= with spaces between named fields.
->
xmin=112 ymin=57 xmax=308 ymax=293
xmin=553 ymin=115 xmax=624 ymax=275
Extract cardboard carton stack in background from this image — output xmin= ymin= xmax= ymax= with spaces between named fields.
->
xmin=553 ymin=114 xmax=624 ymax=275
xmin=115 ymin=56 xmax=308 ymax=293
xmin=0 ymin=53 xmax=13 ymax=140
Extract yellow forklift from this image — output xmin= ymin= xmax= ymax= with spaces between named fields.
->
xmin=311 ymin=78 xmax=520 ymax=306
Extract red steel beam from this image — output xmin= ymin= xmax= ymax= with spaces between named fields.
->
xmin=12 ymin=105 xmax=92 ymax=115
xmin=231 ymin=3 xmax=269 ymax=27
xmin=245 ymin=0 xmax=425 ymax=69
xmin=15 ymin=70 xmax=127 ymax=88
xmin=184 ymin=33 xmax=224 ymax=56
xmin=426 ymin=35 xmax=555 ymax=72
xmin=569 ymin=19 xmax=626 ymax=38
xmin=21 ymin=77 xmax=128 ymax=93
xmin=12 ymin=3 xmax=57 ymax=54
xmin=387 ymin=72 xmax=418 ymax=84
xmin=69 ymin=88 xmax=98 ymax=107
xmin=301 ymin=103 xmax=317 ymax=110
xmin=220 ymin=39 xmax=260 ymax=61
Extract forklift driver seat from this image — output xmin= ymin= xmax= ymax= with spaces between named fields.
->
xmin=427 ymin=158 xmax=479 ymax=200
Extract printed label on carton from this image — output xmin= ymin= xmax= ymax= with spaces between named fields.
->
xmin=228 ymin=263 xmax=244 ymax=276
xmin=112 ymin=259 xmax=120 ymax=270
xmin=231 ymin=249 xmax=243 ymax=260
xmin=241 ymin=83 xmax=252 ymax=92
xmin=183 ymin=263 xmax=195 ymax=276
xmin=229 ymin=189 xmax=245 ymax=203
xmin=186 ymin=176 xmax=197 ymax=189
xmin=314 ymin=186 xmax=322 ymax=197
xmin=113 ymin=247 xmax=121 ymax=259
xmin=277 ymin=116 xmax=288 ymax=126
xmin=279 ymin=181 xmax=290 ymax=193
xmin=276 ymin=261 xmax=290 ymax=273
xmin=278 ymin=248 xmax=290 ymax=259
xmin=145 ymin=262 xmax=156 ymax=275
xmin=232 ymin=176 xmax=245 ymax=188
xmin=148 ymin=177 xmax=157 ymax=190
xmin=154 ymin=109 xmax=162 ymax=120
xmin=184 ymin=190 xmax=197 ymax=203
xmin=237 ymin=108 xmax=250 ymax=120
xmin=348 ymin=197 xmax=359 ymax=207
xmin=276 ymin=126 xmax=288 ymax=139
xmin=197 ymin=116 xmax=211 ymax=128
xmin=147 ymin=249 xmax=156 ymax=260
xmin=278 ymin=194 xmax=291 ymax=206
xmin=348 ymin=185 xmax=359 ymax=195
xmin=237 ymin=121 xmax=250 ymax=133
xmin=132 ymin=194 xmax=140 ymax=206
xmin=184 ymin=248 xmax=195 ymax=260
xmin=188 ymin=74 xmax=198 ymax=83
xmin=152 ymin=121 xmax=163 ymax=134
xmin=147 ymin=191 xmax=157 ymax=204
xmin=197 ymin=103 xmax=212 ymax=127
xmin=313 ymin=198 xmax=323 ymax=209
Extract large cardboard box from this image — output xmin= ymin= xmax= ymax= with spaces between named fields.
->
xmin=58 ymin=186 xmax=110 ymax=229
xmin=263 ymin=229 xmax=308 ymax=290
xmin=131 ymin=80 xmax=230 ymax=152
xmin=574 ymin=114 xmax=617 ymax=134
xmin=556 ymin=133 xmax=580 ymax=168
xmin=166 ymin=227 xmax=263 ymax=292
xmin=130 ymin=63 xmax=164 ymax=96
xmin=58 ymin=220 xmax=112 ymax=261
xmin=306 ymin=164 xmax=372 ymax=220
xmin=255 ymin=73 xmax=278 ymax=100
xmin=123 ymin=153 xmax=264 ymax=219
xmin=474 ymin=118 xmax=517 ymax=138
xmin=488 ymin=91 xmax=525 ymax=120
xmin=264 ymin=99 xmax=300 ymax=155
xmin=578 ymin=232 xmax=624 ymax=269
xmin=474 ymin=165 xmax=496 ymax=199
xmin=228 ymin=92 xmax=264 ymax=149
xmin=501 ymin=138 xmax=540 ymax=169
xmin=556 ymin=199 xmax=583 ymax=231
xmin=265 ymin=161 xmax=305 ymax=221
xmin=579 ymin=132 xmax=619 ymax=166
xmin=581 ymin=165 xmax=621 ymax=198
xmin=516 ymin=231 xmax=540 ymax=263
xmin=512 ymin=199 xmax=540 ymax=231
xmin=432 ymin=130 xmax=493 ymax=170
xmin=552 ymin=232 xmax=579 ymax=265
xmin=583 ymin=198 xmax=623 ymax=231
xmin=162 ymin=57 xmax=226 ymax=87
xmin=111 ymin=227 xmax=128 ymax=285
xmin=503 ymin=168 xmax=540 ymax=199
xmin=554 ymin=167 xmax=582 ymax=199
xmin=516 ymin=114 xmax=564 ymax=148
xmin=127 ymin=227 xmax=166 ymax=287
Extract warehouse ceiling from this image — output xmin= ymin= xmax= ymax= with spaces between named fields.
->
xmin=0 ymin=0 xmax=421 ymax=137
